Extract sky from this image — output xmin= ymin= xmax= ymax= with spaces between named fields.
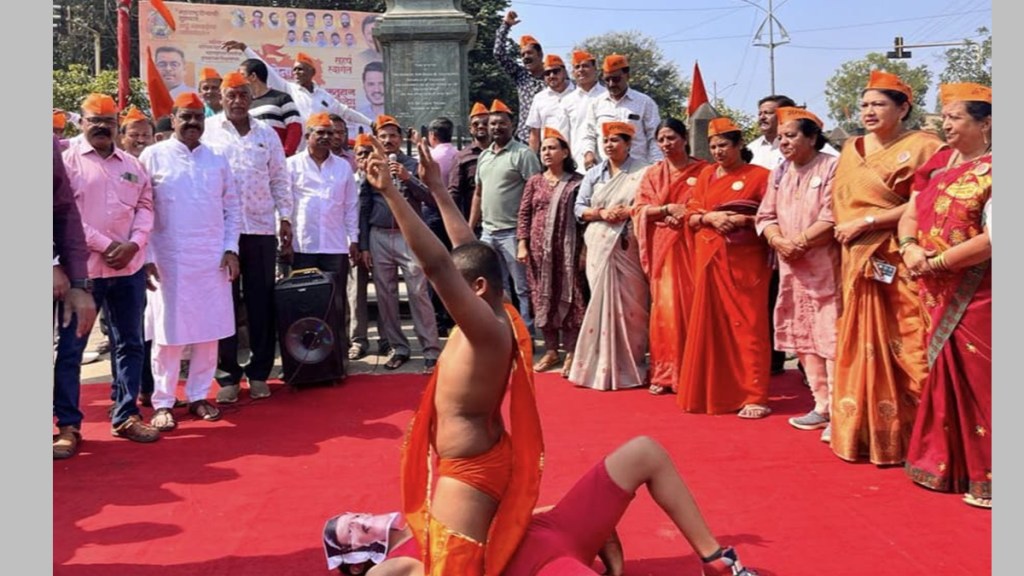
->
xmin=508 ymin=0 xmax=992 ymax=125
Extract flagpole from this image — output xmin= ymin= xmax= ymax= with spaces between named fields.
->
xmin=117 ymin=0 xmax=132 ymax=109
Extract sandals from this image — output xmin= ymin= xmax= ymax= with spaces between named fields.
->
xmin=384 ymin=353 xmax=409 ymax=370
xmin=188 ymin=400 xmax=222 ymax=422
xmin=150 ymin=408 xmax=177 ymax=431
xmin=963 ymin=493 xmax=992 ymax=509
xmin=701 ymin=546 xmax=759 ymax=576
xmin=737 ymin=404 xmax=772 ymax=419
xmin=533 ymin=351 xmax=561 ymax=372
xmin=348 ymin=344 xmax=367 ymax=360
xmin=560 ymin=353 xmax=573 ymax=378
xmin=648 ymin=384 xmax=672 ymax=395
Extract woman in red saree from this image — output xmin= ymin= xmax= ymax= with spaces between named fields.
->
xmin=632 ymin=118 xmax=708 ymax=395
xmin=829 ymin=71 xmax=943 ymax=465
xmin=678 ymin=117 xmax=772 ymax=419
xmin=899 ymin=83 xmax=992 ymax=509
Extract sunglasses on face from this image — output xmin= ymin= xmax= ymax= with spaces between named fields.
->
xmin=543 ymin=68 xmax=563 ymax=77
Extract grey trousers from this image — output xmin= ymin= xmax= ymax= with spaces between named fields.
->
xmin=368 ymin=227 xmax=441 ymax=359
xmin=347 ymin=261 xmax=370 ymax=348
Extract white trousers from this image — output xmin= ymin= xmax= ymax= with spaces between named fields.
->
xmin=151 ymin=340 xmax=218 ymax=410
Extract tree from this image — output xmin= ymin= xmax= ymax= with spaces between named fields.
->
xmin=824 ymin=53 xmax=931 ymax=134
xmin=711 ymin=98 xmax=758 ymax=143
xmin=53 ymin=64 xmax=149 ymax=115
xmin=575 ymin=31 xmax=689 ymax=119
xmin=939 ymin=27 xmax=991 ymax=87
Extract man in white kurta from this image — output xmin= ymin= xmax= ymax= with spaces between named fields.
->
xmin=139 ymin=93 xmax=242 ymax=430
xmin=525 ymin=54 xmax=574 ymax=153
xmin=287 ymin=112 xmax=361 ymax=377
xmin=560 ymin=50 xmax=607 ymax=174
xmin=580 ymin=54 xmax=662 ymax=168
xmin=222 ymin=40 xmax=373 ymax=147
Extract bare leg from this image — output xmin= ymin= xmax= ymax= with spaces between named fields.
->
xmin=596 ymin=529 xmax=625 ymax=576
xmin=602 ymin=436 xmax=721 ymax=559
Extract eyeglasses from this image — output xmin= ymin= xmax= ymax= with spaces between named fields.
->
xmin=543 ymin=68 xmax=563 ymax=77
xmin=156 ymin=61 xmax=182 ymax=70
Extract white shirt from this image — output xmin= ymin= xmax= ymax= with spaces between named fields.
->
xmin=581 ymin=87 xmax=663 ymax=164
xmin=139 ymin=138 xmax=241 ymax=345
xmin=561 ymin=82 xmax=607 ymax=171
xmin=244 ymin=47 xmax=373 ymax=145
xmin=287 ymin=150 xmax=360 ymax=254
xmin=526 ymin=81 xmax=575 ymax=137
xmin=202 ymin=113 xmax=293 ymax=235
xmin=749 ymin=134 xmax=840 ymax=170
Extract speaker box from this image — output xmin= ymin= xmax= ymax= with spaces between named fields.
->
xmin=275 ymin=269 xmax=345 ymax=386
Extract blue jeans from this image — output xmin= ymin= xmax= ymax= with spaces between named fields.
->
xmin=54 ymin=268 xmax=147 ymax=428
xmin=480 ymin=228 xmax=533 ymax=330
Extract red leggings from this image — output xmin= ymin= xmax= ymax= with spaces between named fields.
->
xmin=504 ymin=460 xmax=635 ymax=576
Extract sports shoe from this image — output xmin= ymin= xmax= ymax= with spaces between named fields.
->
xmin=111 ymin=415 xmax=160 ymax=443
xmin=249 ymin=380 xmax=271 ymax=400
xmin=788 ymin=410 xmax=829 ymax=431
xmin=216 ymin=384 xmax=240 ymax=404
xmin=820 ymin=423 xmax=832 ymax=443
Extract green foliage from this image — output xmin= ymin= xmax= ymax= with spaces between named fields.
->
xmin=824 ymin=53 xmax=931 ymax=134
xmin=939 ymin=27 xmax=991 ymax=88
xmin=53 ymin=64 xmax=149 ymax=114
xmin=710 ymin=98 xmax=758 ymax=143
xmin=464 ymin=0 xmax=515 ymax=111
xmin=575 ymin=31 xmax=689 ymax=119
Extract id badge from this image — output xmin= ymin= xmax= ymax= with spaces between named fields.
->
xmin=870 ymin=257 xmax=897 ymax=284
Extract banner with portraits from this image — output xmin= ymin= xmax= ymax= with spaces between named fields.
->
xmin=138 ymin=1 xmax=384 ymax=123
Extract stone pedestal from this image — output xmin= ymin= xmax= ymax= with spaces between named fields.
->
xmin=688 ymin=102 xmax=718 ymax=163
xmin=375 ymin=0 xmax=477 ymax=132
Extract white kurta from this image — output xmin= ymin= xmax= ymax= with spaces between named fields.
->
xmin=287 ymin=151 xmax=360 ymax=254
xmin=139 ymin=138 xmax=241 ymax=346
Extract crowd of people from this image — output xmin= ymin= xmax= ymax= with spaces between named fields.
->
xmin=53 ymin=9 xmax=992 ymax=575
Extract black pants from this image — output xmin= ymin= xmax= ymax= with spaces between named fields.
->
xmin=768 ymin=267 xmax=787 ymax=372
xmin=292 ymin=252 xmax=350 ymax=368
xmin=217 ymin=235 xmax=279 ymax=386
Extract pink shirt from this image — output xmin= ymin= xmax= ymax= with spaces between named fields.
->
xmin=430 ymin=142 xmax=459 ymax=189
xmin=62 ymin=139 xmax=154 ymax=279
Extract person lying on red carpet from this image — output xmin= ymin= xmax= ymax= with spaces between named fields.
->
xmin=362 ymin=136 xmax=544 ymax=576
xmin=323 ymin=436 xmax=760 ymax=576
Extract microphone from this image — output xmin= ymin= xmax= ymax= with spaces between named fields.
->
xmin=388 ymin=153 xmax=401 ymax=190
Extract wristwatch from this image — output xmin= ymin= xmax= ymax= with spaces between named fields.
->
xmin=70 ymin=278 xmax=93 ymax=292
xmin=864 ymin=215 xmax=876 ymax=228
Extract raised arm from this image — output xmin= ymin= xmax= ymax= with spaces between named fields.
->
xmin=364 ymin=137 xmax=503 ymax=342
xmin=415 ymin=139 xmax=476 ymax=247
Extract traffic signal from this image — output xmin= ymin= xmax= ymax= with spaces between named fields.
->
xmin=887 ymin=36 xmax=912 ymax=59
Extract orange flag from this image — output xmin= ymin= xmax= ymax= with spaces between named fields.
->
xmin=145 ymin=46 xmax=174 ymax=120
xmin=687 ymin=61 xmax=710 ymax=119
xmin=150 ymin=0 xmax=177 ymax=31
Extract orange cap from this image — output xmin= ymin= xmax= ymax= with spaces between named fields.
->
xmin=519 ymin=35 xmax=540 ymax=51
xmin=173 ymin=92 xmax=205 ymax=110
xmin=81 ymin=93 xmax=118 ymax=116
xmin=543 ymin=54 xmax=565 ymax=70
xmin=939 ymin=82 xmax=991 ymax=106
xmin=865 ymin=70 xmax=913 ymax=102
xmin=120 ymin=106 xmax=150 ymax=127
xmin=354 ymin=133 xmax=374 ymax=148
xmin=221 ymin=71 xmax=249 ymax=89
xmin=601 ymin=121 xmax=634 ymax=139
xmin=375 ymin=114 xmax=401 ymax=131
xmin=776 ymin=106 xmax=823 ymax=129
xmin=571 ymin=49 xmax=596 ymax=67
xmin=542 ymin=126 xmax=568 ymax=146
xmin=295 ymin=52 xmax=316 ymax=68
xmin=53 ymin=111 xmax=67 ymax=130
xmin=198 ymin=67 xmax=221 ymax=82
xmin=490 ymin=99 xmax=513 ymax=115
xmin=306 ymin=112 xmax=332 ymax=129
xmin=708 ymin=117 xmax=742 ymax=137
xmin=602 ymin=54 xmax=629 ymax=74
xmin=469 ymin=102 xmax=489 ymax=118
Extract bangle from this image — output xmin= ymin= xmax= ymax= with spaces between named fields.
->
xmin=661 ymin=205 xmax=669 ymax=216
xmin=799 ymin=232 xmax=810 ymax=248
xmin=898 ymin=236 xmax=918 ymax=248
xmin=928 ymin=253 xmax=948 ymax=272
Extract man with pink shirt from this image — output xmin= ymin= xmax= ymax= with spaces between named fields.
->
xmin=56 ymin=93 xmax=161 ymax=448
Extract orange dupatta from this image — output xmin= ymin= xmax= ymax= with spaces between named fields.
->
xmin=400 ymin=303 xmax=543 ymax=576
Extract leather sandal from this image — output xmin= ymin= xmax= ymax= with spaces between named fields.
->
xmin=188 ymin=400 xmax=221 ymax=422
xmin=53 ymin=426 xmax=81 ymax=460
xmin=560 ymin=353 xmax=573 ymax=378
xmin=150 ymin=408 xmax=177 ymax=431
xmin=533 ymin=351 xmax=561 ymax=372
xmin=384 ymin=353 xmax=409 ymax=370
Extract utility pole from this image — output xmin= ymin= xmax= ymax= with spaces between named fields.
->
xmin=748 ymin=0 xmax=790 ymax=95
xmin=887 ymin=36 xmax=978 ymax=59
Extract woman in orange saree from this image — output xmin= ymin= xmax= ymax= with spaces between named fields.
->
xmin=632 ymin=118 xmax=708 ymax=395
xmin=830 ymin=71 xmax=943 ymax=465
xmin=899 ymin=83 xmax=992 ymax=509
xmin=677 ymin=118 xmax=772 ymax=419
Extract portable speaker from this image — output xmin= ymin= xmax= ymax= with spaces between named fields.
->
xmin=275 ymin=269 xmax=345 ymax=385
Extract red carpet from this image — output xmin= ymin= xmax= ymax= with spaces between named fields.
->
xmin=54 ymin=371 xmax=989 ymax=575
